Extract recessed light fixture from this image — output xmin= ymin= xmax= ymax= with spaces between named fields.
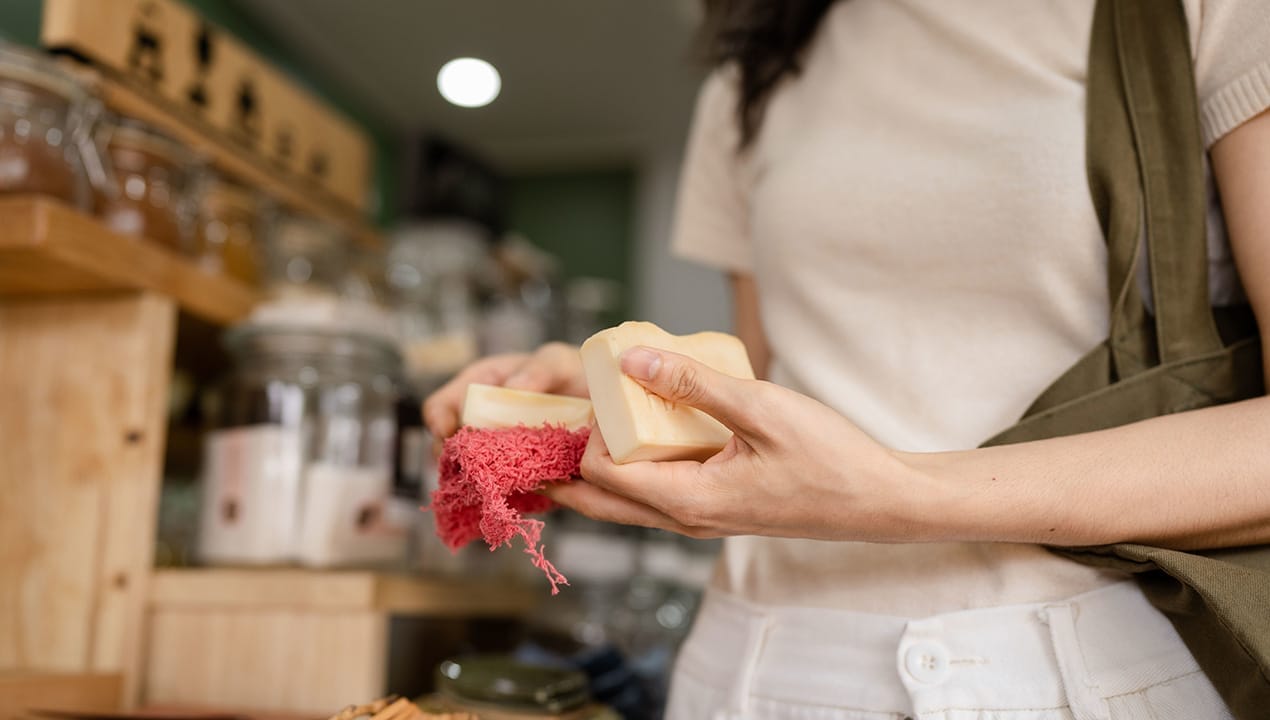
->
xmin=437 ymin=57 xmax=501 ymax=108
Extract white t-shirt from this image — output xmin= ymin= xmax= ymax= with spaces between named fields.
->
xmin=671 ymin=0 xmax=1270 ymax=616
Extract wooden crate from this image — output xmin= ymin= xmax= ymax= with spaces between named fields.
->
xmin=41 ymin=0 xmax=371 ymax=214
xmin=142 ymin=569 xmax=539 ymax=714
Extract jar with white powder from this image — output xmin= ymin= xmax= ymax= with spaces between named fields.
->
xmin=198 ymin=324 xmax=415 ymax=567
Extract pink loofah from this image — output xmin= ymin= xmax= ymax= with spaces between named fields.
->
xmin=428 ymin=424 xmax=589 ymax=593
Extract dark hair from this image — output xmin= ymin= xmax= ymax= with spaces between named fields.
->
xmin=699 ymin=0 xmax=838 ymax=147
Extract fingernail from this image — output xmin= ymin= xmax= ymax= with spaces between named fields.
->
xmin=620 ymin=347 xmax=662 ymax=381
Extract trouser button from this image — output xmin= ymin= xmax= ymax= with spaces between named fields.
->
xmin=903 ymin=641 xmax=950 ymax=684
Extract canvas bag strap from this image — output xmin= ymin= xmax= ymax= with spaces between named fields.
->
xmin=1086 ymin=0 xmax=1151 ymax=380
xmin=1020 ymin=0 xmax=1219 ymax=415
xmin=1112 ymin=0 xmax=1222 ymax=363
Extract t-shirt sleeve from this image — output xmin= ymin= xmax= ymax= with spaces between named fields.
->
xmin=670 ymin=67 xmax=754 ymax=274
xmin=1192 ymin=0 xmax=1270 ymax=147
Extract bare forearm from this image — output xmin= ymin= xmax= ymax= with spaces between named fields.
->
xmin=902 ymin=397 xmax=1270 ymax=549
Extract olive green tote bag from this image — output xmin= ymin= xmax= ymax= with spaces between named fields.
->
xmin=981 ymin=1 xmax=1270 ymax=717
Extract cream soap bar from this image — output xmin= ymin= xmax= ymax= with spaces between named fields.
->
xmin=580 ymin=321 xmax=755 ymax=464
xmin=460 ymin=383 xmax=594 ymax=431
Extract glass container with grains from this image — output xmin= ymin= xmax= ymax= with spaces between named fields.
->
xmin=96 ymin=115 xmax=200 ymax=253
xmin=0 ymin=42 xmax=102 ymax=208
xmin=197 ymin=174 xmax=261 ymax=286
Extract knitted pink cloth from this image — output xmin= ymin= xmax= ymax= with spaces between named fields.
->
xmin=429 ymin=424 xmax=589 ymax=593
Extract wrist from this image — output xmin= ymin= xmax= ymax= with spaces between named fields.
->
xmin=887 ymin=448 xmax=1009 ymax=543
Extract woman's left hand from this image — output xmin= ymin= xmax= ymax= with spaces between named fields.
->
xmin=543 ymin=347 xmax=947 ymax=542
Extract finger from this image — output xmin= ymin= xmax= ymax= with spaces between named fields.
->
xmin=423 ymin=356 xmax=525 ymax=437
xmin=502 ymin=364 xmax=555 ymax=392
xmin=503 ymin=343 xmax=568 ymax=393
xmin=543 ymin=481 xmax=717 ymax=538
xmin=504 ymin=343 xmax=587 ymax=396
xmin=620 ymin=346 xmax=764 ymax=437
xmin=578 ymin=429 xmax=708 ymax=520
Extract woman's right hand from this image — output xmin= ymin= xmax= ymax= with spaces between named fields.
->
xmin=422 ymin=342 xmax=588 ymax=441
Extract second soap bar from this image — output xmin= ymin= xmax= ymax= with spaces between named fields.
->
xmin=461 ymin=383 xmax=594 ymax=431
xmin=580 ymin=321 xmax=755 ymax=464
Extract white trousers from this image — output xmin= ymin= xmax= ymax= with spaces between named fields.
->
xmin=666 ymin=581 xmax=1232 ymax=720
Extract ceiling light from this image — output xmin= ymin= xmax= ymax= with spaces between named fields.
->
xmin=437 ymin=57 xmax=501 ymax=108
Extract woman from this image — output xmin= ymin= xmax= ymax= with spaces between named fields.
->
xmin=425 ymin=1 xmax=1270 ymax=717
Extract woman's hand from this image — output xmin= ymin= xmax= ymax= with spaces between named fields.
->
xmin=544 ymin=347 xmax=947 ymax=542
xmin=422 ymin=342 xmax=588 ymax=440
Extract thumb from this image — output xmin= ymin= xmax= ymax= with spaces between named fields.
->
xmin=620 ymin=346 xmax=759 ymax=436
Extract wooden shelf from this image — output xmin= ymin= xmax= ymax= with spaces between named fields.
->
xmin=67 ymin=64 xmax=382 ymax=249
xmin=145 ymin=567 xmax=541 ymax=711
xmin=0 ymin=672 xmax=122 ymax=719
xmin=0 ymin=196 xmax=260 ymax=325
xmin=150 ymin=568 xmax=540 ymax=618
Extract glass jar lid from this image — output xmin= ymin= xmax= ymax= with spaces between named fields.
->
xmin=202 ymin=174 xmax=258 ymax=218
xmin=0 ymin=42 xmax=89 ymax=107
xmin=103 ymin=115 xmax=198 ymax=170
xmin=435 ymin=655 xmax=591 ymax=713
xmin=225 ymin=323 xmax=402 ymax=376
xmin=270 ymin=213 xmax=345 ymax=255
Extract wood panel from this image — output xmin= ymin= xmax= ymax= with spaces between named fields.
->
xmin=0 ymin=293 xmax=176 ymax=709
xmin=0 ymin=197 xmax=258 ymax=326
xmin=150 ymin=568 xmax=540 ymax=618
xmin=0 ymin=672 xmax=122 ymax=720
xmin=143 ymin=609 xmax=385 ymax=714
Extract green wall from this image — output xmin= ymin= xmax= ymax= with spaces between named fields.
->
xmin=0 ymin=1 xmax=41 ymax=44
xmin=0 ymin=0 xmax=399 ymax=225
xmin=507 ymin=169 xmax=636 ymax=320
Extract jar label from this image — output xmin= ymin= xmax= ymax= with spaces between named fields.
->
xmin=295 ymin=462 xmax=409 ymax=567
xmin=198 ymin=424 xmax=303 ymax=564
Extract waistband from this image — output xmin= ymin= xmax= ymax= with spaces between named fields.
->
xmin=675 ymin=580 xmax=1200 ymax=716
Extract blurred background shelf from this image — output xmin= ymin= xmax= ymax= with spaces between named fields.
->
xmin=144 ymin=568 xmax=538 ymax=713
xmin=0 ymin=196 xmax=260 ymax=325
xmin=150 ymin=567 xmax=539 ymax=618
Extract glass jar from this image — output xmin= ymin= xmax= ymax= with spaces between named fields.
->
xmin=519 ymin=520 xmax=656 ymax=716
xmin=339 ymin=243 xmax=397 ymax=339
xmin=197 ymin=174 xmax=260 ymax=286
xmin=387 ymin=221 xmax=486 ymax=391
xmin=431 ymin=656 xmax=601 ymax=717
xmin=96 ymin=115 xmax=198 ymax=253
xmin=0 ymin=43 xmax=100 ymax=208
xmin=198 ymin=325 xmax=413 ymax=567
xmin=262 ymin=213 xmax=345 ymax=300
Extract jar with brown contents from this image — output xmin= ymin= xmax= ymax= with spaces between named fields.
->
xmin=96 ymin=116 xmax=198 ymax=254
xmin=198 ymin=175 xmax=261 ymax=286
xmin=0 ymin=43 xmax=100 ymax=209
